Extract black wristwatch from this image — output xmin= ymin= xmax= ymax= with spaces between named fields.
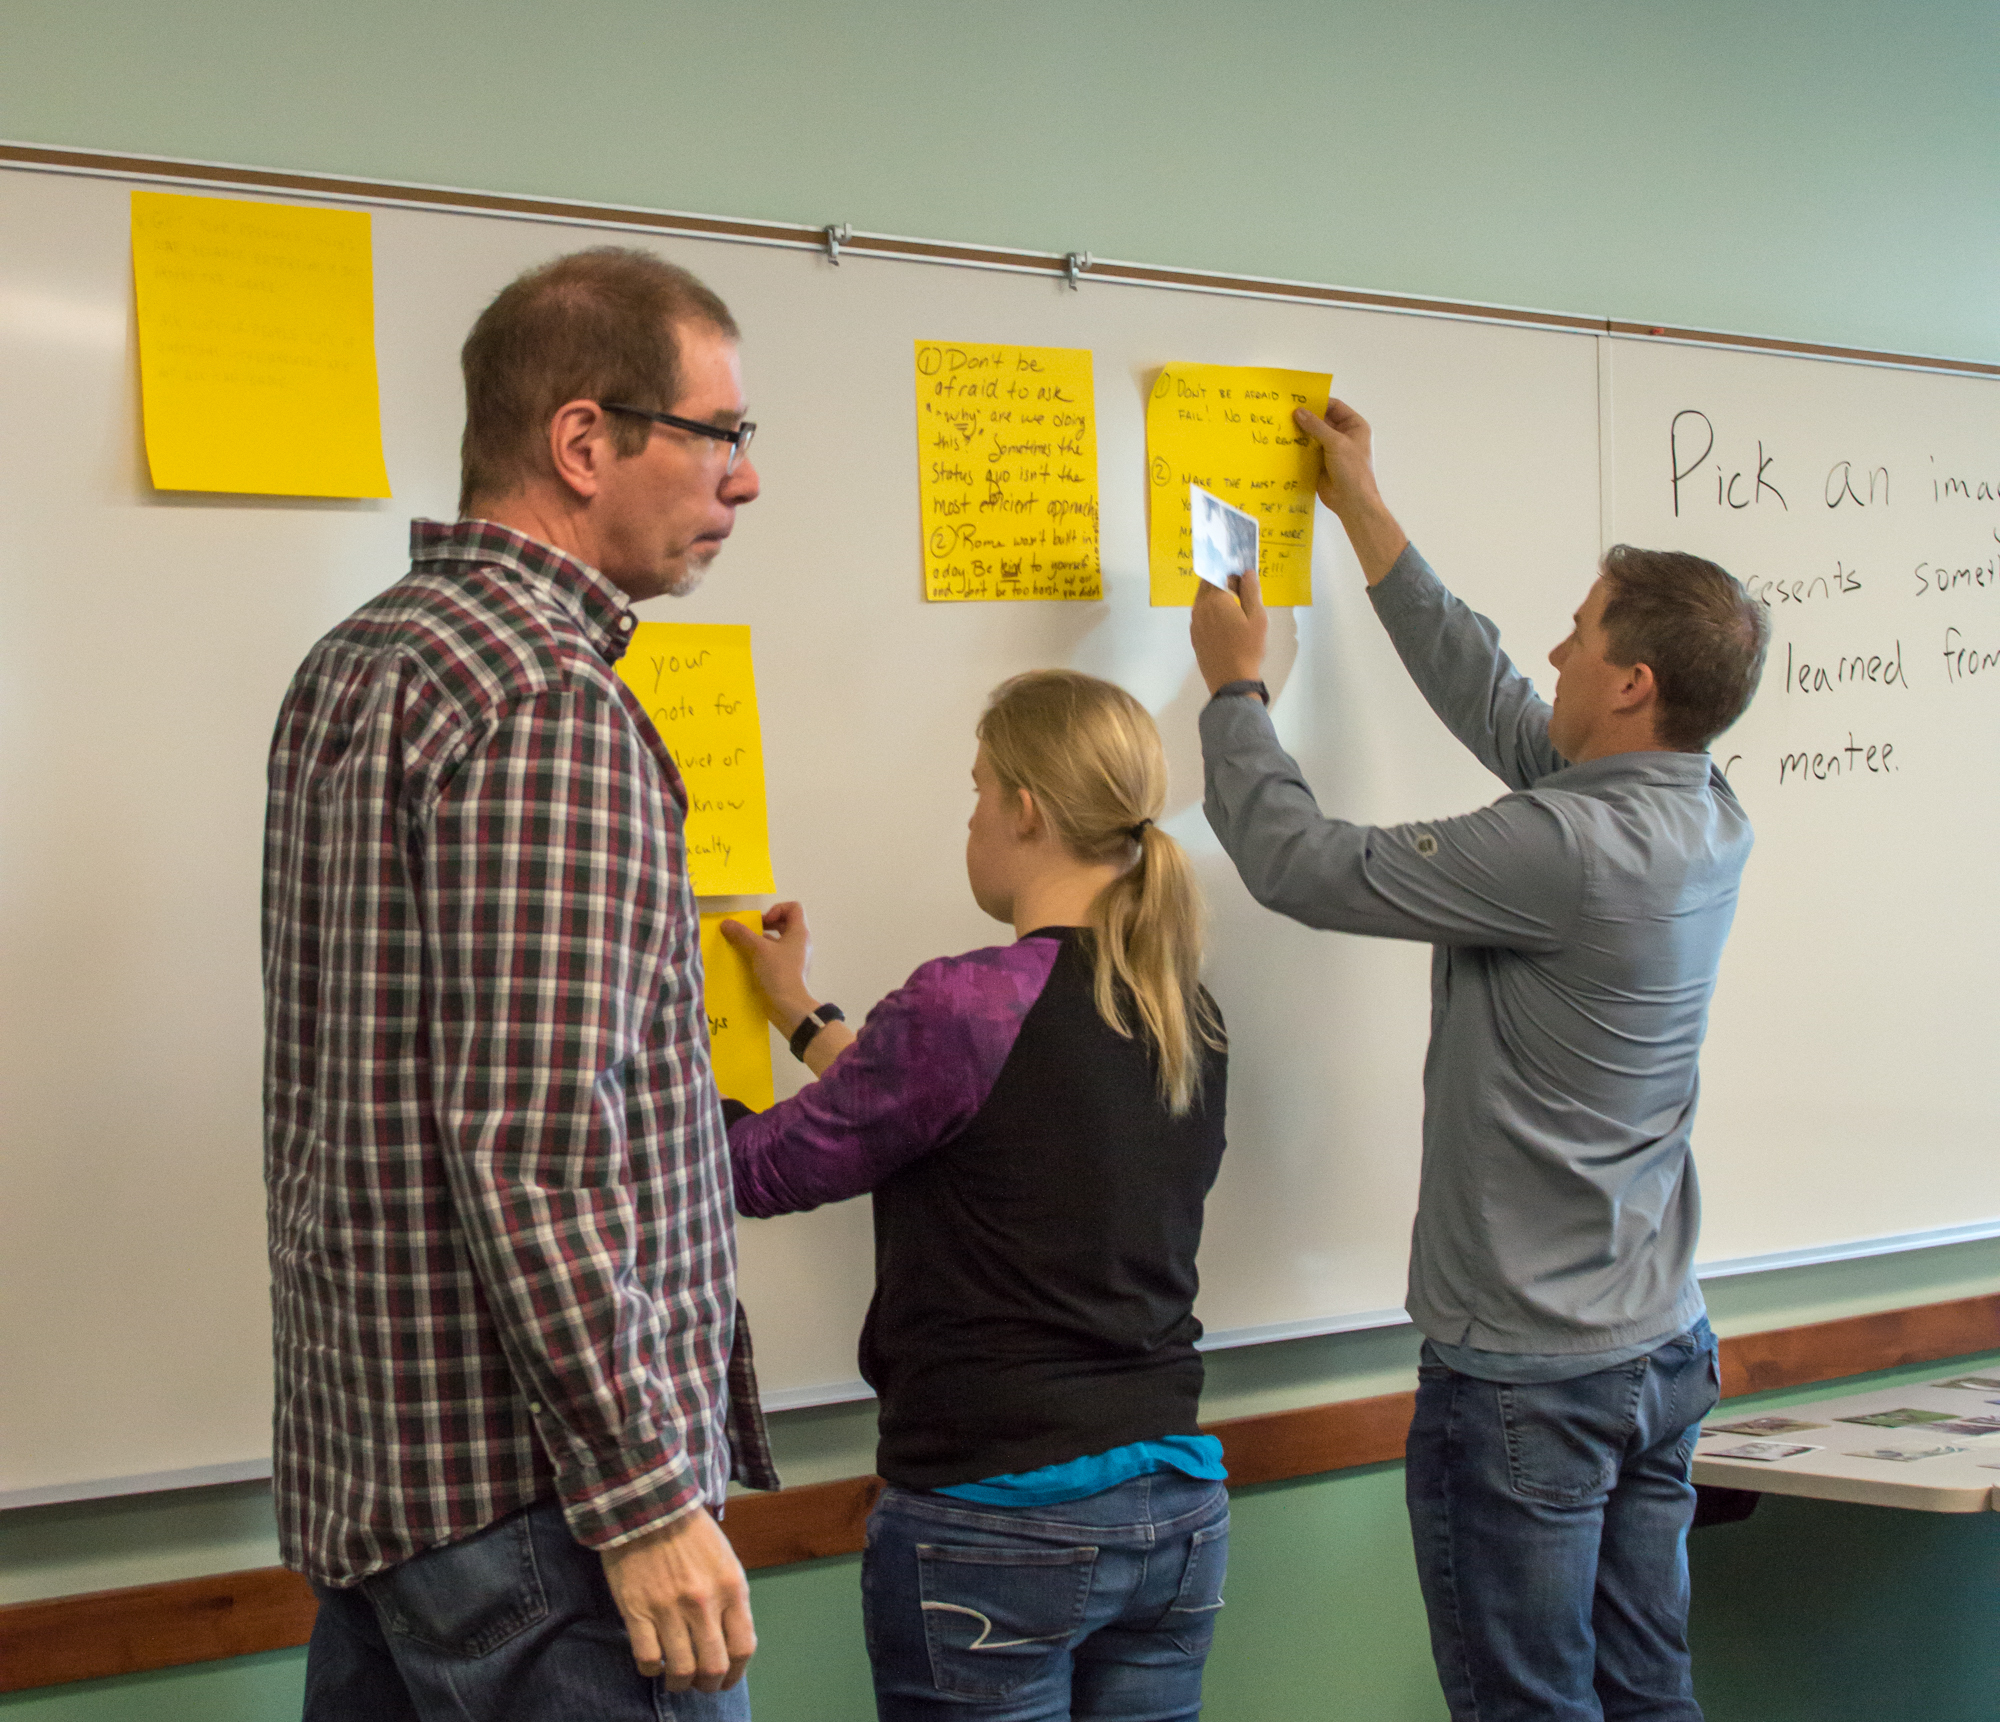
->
xmin=1210 ymin=678 xmax=1270 ymax=706
xmin=788 ymin=1002 xmax=846 ymax=1063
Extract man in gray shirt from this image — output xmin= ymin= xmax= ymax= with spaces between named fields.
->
xmin=1191 ymin=398 xmax=1768 ymax=1722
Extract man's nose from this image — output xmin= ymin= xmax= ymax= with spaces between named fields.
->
xmin=724 ymin=456 xmax=760 ymax=504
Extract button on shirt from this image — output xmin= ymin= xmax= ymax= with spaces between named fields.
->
xmin=1200 ymin=545 xmax=1752 ymax=1361
xmin=263 ymin=518 xmax=774 ymax=1587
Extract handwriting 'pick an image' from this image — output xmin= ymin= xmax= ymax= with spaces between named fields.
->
xmin=1147 ymin=363 xmax=1329 ymax=607
xmin=915 ymin=341 xmax=1101 ymax=602
xmin=616 ymin=622 xmax=776 ymax=896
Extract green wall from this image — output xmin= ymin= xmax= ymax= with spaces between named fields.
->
xmin=5 ymin=0 xmax=1998 ymax=364
xmin=11 ymin=1243 xmax=2000 ymax=1719
xmin=6 ymin=4 xmax=1999 ymax=1716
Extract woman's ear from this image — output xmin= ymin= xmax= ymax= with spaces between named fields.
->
xmin=1012 ymin=786 xmax=1045 ymax=842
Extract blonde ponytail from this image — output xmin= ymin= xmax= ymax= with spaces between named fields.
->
xmin=977 ymin=671 xmax=1224 ymax=1114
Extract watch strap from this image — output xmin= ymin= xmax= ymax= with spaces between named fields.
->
xmin=788 ymin=1002 xmax=845 ymax=1062
xmin=1211 ymin=678 xmax=1270 ymax=706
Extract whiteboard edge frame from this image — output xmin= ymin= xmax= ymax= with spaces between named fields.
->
xmin=12 ymin=1218 xmax=2000 ymax=1511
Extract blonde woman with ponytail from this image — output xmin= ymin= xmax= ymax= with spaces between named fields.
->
xmin=722 ymin=670 xmax=1230 ymax=1722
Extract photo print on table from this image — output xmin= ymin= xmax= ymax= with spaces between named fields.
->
xmin=1836 ymin=1408 xmax=1959 ymax=1428
xmin=1705 ymin=1416 xmax=1826 ymax=1437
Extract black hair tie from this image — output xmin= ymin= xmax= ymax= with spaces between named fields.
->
xmin=1128 ymin=819 xmax=1153 ymax=840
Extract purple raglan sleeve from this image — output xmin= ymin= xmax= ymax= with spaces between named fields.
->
xmin=728 ymin=937 xmax=1062 ymax=1218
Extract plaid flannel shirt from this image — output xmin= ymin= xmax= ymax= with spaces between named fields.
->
xmin=263 ymin=518 xmax=776 ymax=1587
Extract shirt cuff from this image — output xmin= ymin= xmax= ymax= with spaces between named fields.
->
xmin=1198 ymin=683 xmax=1280 ymax=754
xmin=559 ymin=1453 xmax=708 ymax=1550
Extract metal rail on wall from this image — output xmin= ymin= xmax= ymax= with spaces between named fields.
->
xmin=4 ymin=138 xmax=1996 ymax=380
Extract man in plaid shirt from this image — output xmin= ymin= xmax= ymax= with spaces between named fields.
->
xmin=264 ymin=248 xmax=776 ymax=1720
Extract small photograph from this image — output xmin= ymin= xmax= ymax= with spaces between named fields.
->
xmin=1708 ymin=1440 xmax=1818 ymax=1462
xmin=1924 ymin=1419 xmax=2000 ymax=1437
xmin=1835 ymin=1408 xmax=1959 ymax=1428
xmin=1847 ymin=1444 xmax=1966 ymax=1462
xmin=1190 ymin=483 xmax=1259 ymax=590
xmin=1931 ymin=1376 xmax=2000 ymax=1392
xmin=1705 ymin=1415 xmax=1826 ymax=1437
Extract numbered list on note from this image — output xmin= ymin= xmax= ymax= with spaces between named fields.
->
xmin=914 ymin=341 xmax=1101 ymax=601
xmin=1146 ymin=363 xmax=1328 ymax=606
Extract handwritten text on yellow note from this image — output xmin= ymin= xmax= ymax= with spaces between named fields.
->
xmin=1146 ymin=364 xmax=1330 ymax=606
xmin=701 ymin=913 xmax=775 ymax=1110
xmin=130 ymin=191 xmax=390 ymax=498
xmin=916 ymin=341 xmax=1101 ymax=602
xmin=618 ymin=623 xmax=776 ymax=896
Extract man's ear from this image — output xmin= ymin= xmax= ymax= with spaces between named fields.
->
xmin=1613 ymin=660 xmax=1658 ymax=715
xmin=547 ymin=399 xmax=614 ymax=500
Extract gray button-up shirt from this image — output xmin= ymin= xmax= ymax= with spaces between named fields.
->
xmin=1200 ymin=545 xmax=1751 ymax=1358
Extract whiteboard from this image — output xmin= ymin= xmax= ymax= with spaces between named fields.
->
xmin=1602 ymin=338 xmax=2000 ymax=1263
xmin=2 ymin=158 xmax=1994 ymax=1504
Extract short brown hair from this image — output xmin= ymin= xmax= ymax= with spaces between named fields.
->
xmin=1598 ymin=545 xmax=1770 ymax=751
xmin=458 ymin=247 xmax=738 ymax=512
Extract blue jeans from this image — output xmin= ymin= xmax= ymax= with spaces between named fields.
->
xmin=1405 ymin=1323 xmax=1722 ymax=1722
xmin=303 ymin=1498 xmax=751 ymax=1722
xmin=863 ymin=1471 xmax=1230 ymax=1722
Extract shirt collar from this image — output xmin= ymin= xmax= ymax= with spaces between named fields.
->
xmin=1540 ymin=749 xmax=1716 ymax=791
xmin=409 ymin=518 xmax=639 ymax=663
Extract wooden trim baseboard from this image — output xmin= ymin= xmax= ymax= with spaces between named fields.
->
xmin=726 ymin=1474 xmax=885 ymax=1570
xmin=6 ymin=1291 xmax=1997 ymax=1693
xmin=1719 ymin=1292 xmax=2000 ymax=1398
xmin=0 ymin=1568 xmax=320 ymax=1693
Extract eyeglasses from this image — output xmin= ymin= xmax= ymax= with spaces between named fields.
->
xmin=602 ymin=404 xmax=757 ymax=474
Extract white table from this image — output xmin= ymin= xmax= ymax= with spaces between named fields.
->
xmin=1692 ymin=1370 xmax=2000 ymax=1513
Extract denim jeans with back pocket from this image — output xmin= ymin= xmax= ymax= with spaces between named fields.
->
xmin=304 ymin=1497 xmax=752 ymax=1722
xmin=1405 ymin=1319 xmax=1723 ymax=1722
xmin=863 ymin=1469 xmax=1229 ymax=1722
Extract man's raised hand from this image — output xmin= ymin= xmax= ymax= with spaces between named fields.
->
xmin=1191 ymin=568 xmax=1269 ymax=695
xmin=1293 ymin=397 xmax=1410 ymax=585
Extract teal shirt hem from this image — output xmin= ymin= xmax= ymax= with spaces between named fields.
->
xmin=935 ymin=1434 xmax=1227 ymax=1507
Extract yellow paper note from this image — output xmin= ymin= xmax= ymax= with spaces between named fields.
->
xmin=617 ymin=623 xmax=776 ymax=895
xmin=915 ymin=341 xmax=1101 ymax=601
xmin=701 ymin=912 xmax=775 ymax=1111
xmin=130 ymin=191 xmax=390 ymax=497
xmin=1146 ymin=364 xmax=1331 ymax=606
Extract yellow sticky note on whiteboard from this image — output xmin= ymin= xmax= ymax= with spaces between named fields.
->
xmin=1146 ymin=364 xmax=1330 ymax=606
xmin=130 ymin=191 xmax=390 ymax=497
xmin=617 ymin=622 xmax=775 ymax=895
xmin=701 ymin=913 xmax=775 ymax=1111
xmin=915 ymin=341 xmax=1101 ymax=601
